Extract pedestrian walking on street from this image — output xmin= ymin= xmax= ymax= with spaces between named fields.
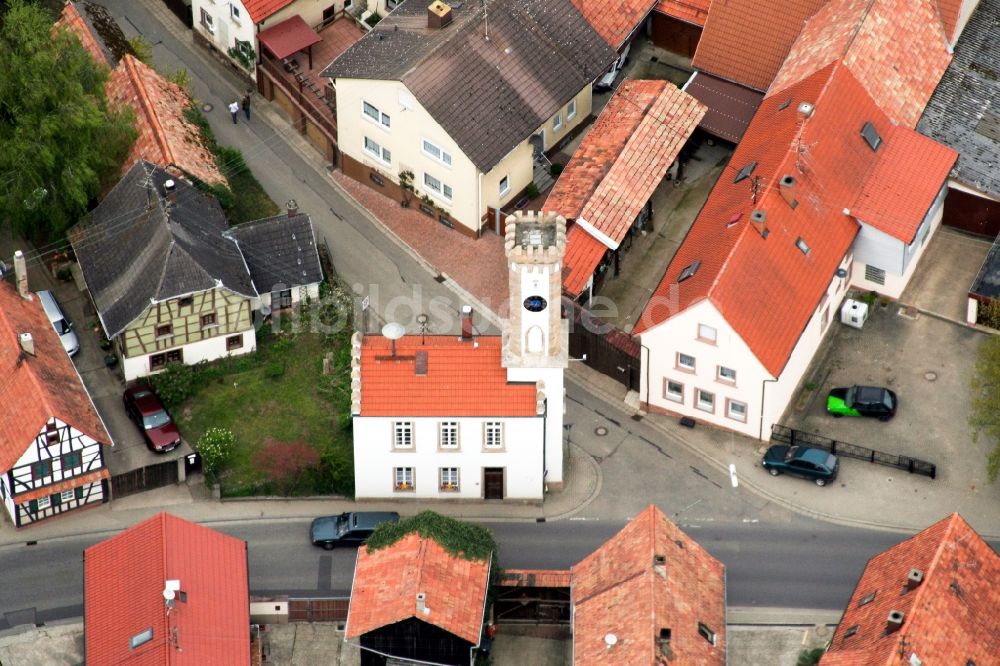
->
xmin=229 ymin=100 xmax=240 ymax=124
xmin=241 ymin=92 xmax=251 ymax=121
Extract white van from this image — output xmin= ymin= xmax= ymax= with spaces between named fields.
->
xmin=593 ymin=42 xmax=632 ymax=92
xmin=36 ymin=290 xmax=80 ymax=357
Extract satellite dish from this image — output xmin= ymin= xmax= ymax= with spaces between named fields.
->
xmin=163 ymin=589 xmax=175 ymax=601
xmin=260 ymin=304 xmax=272 ymax=318
xmin=381 ymin=322 xmax=405 ymax=340
xmin=415 ymin=314 xmax=429 ymax=326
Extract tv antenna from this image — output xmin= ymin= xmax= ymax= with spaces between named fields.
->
xmin=416 ymin=313 xmax=430 ymax=345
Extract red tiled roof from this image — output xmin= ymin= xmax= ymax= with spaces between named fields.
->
xmin=692 ymin=0 xmax=828 ymax=91
xmin=655 ymin=0 xmax=711 ymax=27
xmin=570 ymin=0 xmax=657 ymax=48
xmin=347 ymin=533 xmax=490 ymax=644
xmin=359 ymin=335 xmax=538 ymax=417
xmin=257 ymin=14 xmax=322 ymax=60
xmin=635 ymin=64 xmax=877 ymax=376
xmin=851 ymin=126 xmax=957 ymax=242
xmin=53 ymin=1 xmax=110 ymax=65
xmin=84 ymin=512 xmax=250 ymax=665
xmin=14 ymin=469 xmax=109 ymax=502
xmin=571 ymin=505 xmax=726 ymax=666
xmin=768 ymin=0 xmax=952 ymax=128
xmin=562 ymin=225 xmax=608 ymax=297
xmin=107 ymin=55 xmax=228 ymax=187
xmin=822 ymin=513 xmax=1000 ymax=665
xmin=0 ymin=284 xmax=111 ymax=471
xmin=501 ymin=568 xmax=572 ymax=588
xmin=549 ymin=80 xmax=704 ymax=295
xmin=935 ymin=0 xmax=962 ymax=43
xmin=241 ymin=0 xmax=296 ymax=24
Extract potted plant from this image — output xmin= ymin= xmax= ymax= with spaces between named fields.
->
xmin=399 ymin=170 xmax=415 ymax=208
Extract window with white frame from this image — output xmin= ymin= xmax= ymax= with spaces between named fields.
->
xmin=664 ymin=379 xmax=683 ymax=403
xmin=484 ymin=422 xmax=503 ymax=449
xmin=200 ymin=9 xmax=214 ymax=30
xmin=677 ymin=353 xmax=695 ymax=371
xmin=696 ymin=389 xmax=714 ymax=412
xmin=567 ymin=99 xmax=577 ymax=120
xmin=717 ymin=366 xmax=736 ymax=383
xmin=393 ymin=422 xmax=413 ymax=449
xmin=423 ymin=172 xmax=453 ymax=201
xmin=440 ymin=422 xmax=458 ymax=448
xmin=394 ymin=467 xmax=414 ymax=490
xmin=229 ymin=3 xmax=240 ymax=21
xmin=422 ymin=139 xmax=453 ymax=167
xmin=698 ymin=324 xmax=717 ymax=343
xmin=37 ymin=496 xmax=51 ymax=510
xmin=727 ymin=399 xmax=747 ymax=422
xmin=553 ymin=112 xmax=562 ymax=131
xmin=362 ymin=100 xmax=390 ymax=127
xmin=499 ymin=175 xmax=510 ymax=197
xmin=364 ymin=136 xmax=391 ymax=164
xmin=440 ymin=467 xmax=459 ymax=491
xmin=60 ymin=489 xmax=75 ymax=503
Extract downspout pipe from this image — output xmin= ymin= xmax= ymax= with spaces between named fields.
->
xmin=759 ymin=378 xmax=778 ymax=440
xmin=641 ymin=342 xmax=651 ymax=409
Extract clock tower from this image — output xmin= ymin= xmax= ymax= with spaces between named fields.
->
xmin=502 ymin=211 xmax=568 ymax=489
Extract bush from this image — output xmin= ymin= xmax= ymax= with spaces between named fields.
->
xmin=797 ymin=647 xmax=826 ymax=666
xmin=149 ymin=363 xmax=199 ymax=408
xmin=197 ymin=427 xmax=236 ymax=474
xmin=365 ymin=12 xmax=382 ymax=26
xmin=525 ymin=182 xmax=540 ymax=198
xmin=549 ymin=163 xmax=564 ymax=177
xmin=264 ymin=361 xmax=285 ymax=378
xmin=366 ymin=511 xmax=497 ymax=561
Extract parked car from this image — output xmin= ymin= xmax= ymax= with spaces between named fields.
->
xmin=310 ymin=511 xmax=400 ymax=550
xmin=761 ymin=445 xmax=839 ymax=486
xmin=593 ymin=42 xmax=631 ymax=92
xmin=122 ymin=385 xmax=182 ymax=453
xmin=827 ymin=385 xmax=897 ymax=421
xmin=36 ymin=290 xmax=80 ymax=357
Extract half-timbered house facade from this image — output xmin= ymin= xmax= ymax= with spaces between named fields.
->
xmin=0 ymin=275 xmax=112 ymax=528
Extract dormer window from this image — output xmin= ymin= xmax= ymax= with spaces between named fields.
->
xmin=859 ymin=591 xmax=876 ymax=606
xmin=796 ymin=237 xmax=810 ymax=255
xmin=778 ymin=97 xmax=792 ymax=111
xmin=734 ymin=161 xmax=757 ymax=183
xmin=677 ymin=259 xmax=701 ymax=283
xmin=844 ymin=624 xmax=860 ymax=638
xmin=861 ymin=122 xmax=882 ymax=151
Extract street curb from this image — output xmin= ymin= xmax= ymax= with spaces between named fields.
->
xmin=726 ymin=607 xmax=842 ymax=626
xmin=543 ymin=442 xmax=604 ymax=522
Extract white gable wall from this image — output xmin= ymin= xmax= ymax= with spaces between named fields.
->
xmin=122 ymin=328 xmax=257 ymax=382
xmin=353 ymin=415 xmax=545 ymax=499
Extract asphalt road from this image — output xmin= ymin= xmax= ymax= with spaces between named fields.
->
xmin=6 ymin=517 xmax=981 ymax=631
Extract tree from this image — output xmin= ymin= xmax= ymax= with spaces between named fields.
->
xmin=0 ymin=0 xmax=136 ymax=241
xmin=969 ymin=334 xmax=1000 ymax=482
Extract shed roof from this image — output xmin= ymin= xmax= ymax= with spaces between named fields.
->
xmin=227 ymin=211 xmax=324 ymax=295
xmin=684 ymin=71 xmax=764 ymax=143
xmin=257 ymin=14 xmax=322 ymax=60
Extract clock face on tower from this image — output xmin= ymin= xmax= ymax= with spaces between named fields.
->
xmin=523 ymin=295 xmax=547 ymax=312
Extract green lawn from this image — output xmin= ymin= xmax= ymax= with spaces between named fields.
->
xmin=175 ymin=325 xmax=353 ymax=497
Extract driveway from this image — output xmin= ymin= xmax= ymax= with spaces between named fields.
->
xmin=901 ymin=226 xmax=993 ymax=321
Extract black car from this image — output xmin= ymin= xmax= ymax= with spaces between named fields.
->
xmin=310 ymin=511 xmax=399 ymax=550
xmin=762 ymin=445 xmax=839 ymax=486
xmin=827 ymin=385 xmax=897 ymax=421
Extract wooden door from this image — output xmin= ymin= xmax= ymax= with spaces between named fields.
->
xmin=483 ymin=468 xmax=504 ymax=500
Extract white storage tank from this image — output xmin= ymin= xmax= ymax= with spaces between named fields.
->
xmin=841 ymin=298 xmax=869 ymax=329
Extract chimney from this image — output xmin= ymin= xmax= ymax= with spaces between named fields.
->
xmin=797 ymin=101 xmax=815 ymax=118
xmin=906 ymin=568 xmax=924 ymax=590
xmin=885 ymin=610 xmax=905 ymax=634
xmin=18 ymin=332 xmax=35 ymax=356
xmin=416 ymin=592 xmax=430 ymax=615
xmin=653 ymin=554 xmax=667 ymax=579
xmin=427 ymin=1 xmax=452 ymax=29
xmin=779 ymin=175 xmax=799 ymax=209
xmin=163 ymin=179 xmax=176 ymax=204
xmin=14 ymin=250 xmax=29 ymax=299
xmin=461 ymin=305 xmax=473 ymax=339
xmin=286 ymin=199 xmax=299 ymax=217
xmin=750 ymin=210 xmax=769 ymax=239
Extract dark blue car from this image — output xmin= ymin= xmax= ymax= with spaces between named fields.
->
xmin=762 ymin=445 xmax=839 ymax=486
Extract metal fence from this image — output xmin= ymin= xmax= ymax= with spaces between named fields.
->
xmin=288 ymin=597 xmax=350 ymax=623
xmin=110 ymin=459 xmax=179 ymax=499
xmin=771 ymin=425 xmax=937 ymax=479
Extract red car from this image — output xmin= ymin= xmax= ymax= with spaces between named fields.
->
xmin=123 ymin=386 xmax=182 ymax=453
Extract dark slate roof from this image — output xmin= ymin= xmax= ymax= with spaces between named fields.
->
xmin=227 ymin=213 xmax=324 ymax=295
xmin=322 ymin=0 xmax=617 ymax=172
xmin=917 ymin=0 xmax=1000 ymax=198
xmin=69 ymin=161 xmax=256 ymax=337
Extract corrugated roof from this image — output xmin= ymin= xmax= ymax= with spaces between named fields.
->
xmin=768 ymin=0 xmax=952 ymax=128
xmin=692 ymin=0 xmax=828 ymax=91
xmin=84 ymin=512 xmax=250 ymax=665
xmin=69 ymin=161 xmax=255 ymax=338
xmin=655 ymin=0 xmax=711 ymax=27
xmin=684 ymin=71 xmax=764 ymax=143
xmin=107 ymin=55 xmax=228 ymax=187
xmin=323 ymin=0 xmax=616 ymax=172
xmin=257 ymin=14 xmax=322 ymax=60
xmin=571 ymin=505 xmax=726 ymax=666
xmin=569 ymin=0 xmax=657 ymax=48
xmin=0 ymin=284 xmax=111 ymax=471
xmin=347 ymin=533 xmax=490 ymax=644
xmin=359 ymin=335 xmax=539 ymax=417
xmin=823 ymin=514 xmax=1000 ymax=665
xmin=918 ymin=0 xmax=1000 ymax=198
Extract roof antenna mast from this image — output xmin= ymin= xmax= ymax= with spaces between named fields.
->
xmin=481 ymin=0 xmax=489 ymax=41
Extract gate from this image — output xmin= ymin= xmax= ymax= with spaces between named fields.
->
xmin=771 ymin=425 xmax=937 ymax=479
xmin=110 ymin=459 xmax=179 ymax=499
xmin=288 ymin=597 xmax=351 ymax=623
xmin=566 ymin=300 xmax=640 ymax=391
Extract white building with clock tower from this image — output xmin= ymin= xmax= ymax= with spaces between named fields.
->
xmin=350 ymin=211 xmax=568 ymax=501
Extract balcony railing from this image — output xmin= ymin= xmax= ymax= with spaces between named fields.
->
xmin=259 ymin=56 xmax=337 ymax=139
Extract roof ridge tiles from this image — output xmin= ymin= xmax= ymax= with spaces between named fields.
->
xmin=121 ymin=55 xmax=176 ymax=170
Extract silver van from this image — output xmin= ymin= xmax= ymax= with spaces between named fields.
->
xmin=36 ymin=290 xmax=80 ymax=357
